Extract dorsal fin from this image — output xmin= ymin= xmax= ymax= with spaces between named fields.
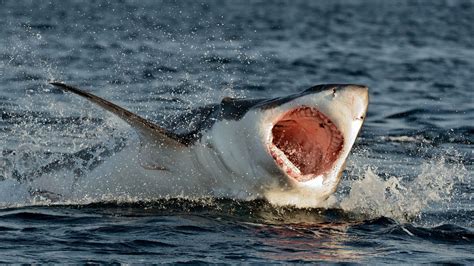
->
xmin=49 ymin=81 xmax=187 ymax=148
xmin=219 ymin=96 xmax=265 ymax=121
xmin=221 ymin=96 xmax=241 ymax=103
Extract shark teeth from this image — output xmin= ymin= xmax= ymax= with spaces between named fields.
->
xmin=268 ymin=106 xmax=344 ymax=182
xmin=269 ymin=144 xmax=301 ymax=177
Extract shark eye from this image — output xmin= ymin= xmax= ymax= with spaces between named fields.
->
xmin=268 ymin=106 xmax=344 ymax=182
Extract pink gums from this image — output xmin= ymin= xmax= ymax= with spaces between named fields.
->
xmin=270 ymin=106 xmax=344 ymax=182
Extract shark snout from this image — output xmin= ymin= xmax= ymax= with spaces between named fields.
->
xmin=338 ymin=84 xmax=369 ymax=100
xmin=335 ymin=85 xmax=369 ymax=120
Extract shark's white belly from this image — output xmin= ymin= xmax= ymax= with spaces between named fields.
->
xmin=60 ymin=141 xmax=267 ymax=201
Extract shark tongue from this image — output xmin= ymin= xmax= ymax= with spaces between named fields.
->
xmin=270 ymin=106 xmax=344 ymax=182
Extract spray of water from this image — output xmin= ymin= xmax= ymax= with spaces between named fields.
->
xmin=337 ymin=154 xmax=467 ymax=223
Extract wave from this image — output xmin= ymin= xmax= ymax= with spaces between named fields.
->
xmin=0 ymin=199 xmax=471 ymax=246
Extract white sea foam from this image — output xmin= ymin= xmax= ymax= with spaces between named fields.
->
xmin=383 ymin=135 xmax=432 ymax=144
xmin=338 ymin=155 xmax=467 ymax=223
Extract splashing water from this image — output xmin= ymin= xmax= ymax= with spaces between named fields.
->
xmin=0 ymin=129 xmax=468 ymax=226
xmin=0 ymin=106 xmax=469 ymax=220
xmin=339 ymin=156 xmax=467 ymax=223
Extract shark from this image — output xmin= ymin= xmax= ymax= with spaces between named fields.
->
xmin=46 ymin=82 xmax=368 ymax=207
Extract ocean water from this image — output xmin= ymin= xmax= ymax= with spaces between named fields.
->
xmin=0 ymin=0 xmax=472 ymax=263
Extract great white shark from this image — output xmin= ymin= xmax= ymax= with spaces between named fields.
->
xmin=45 ymin=82 xmax=368 ymax=207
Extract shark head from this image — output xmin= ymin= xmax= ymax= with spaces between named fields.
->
xmin=263 ymin=84 xmax=368 ymax=180
xmin=205 ymin=84 xmax=369 ymax=205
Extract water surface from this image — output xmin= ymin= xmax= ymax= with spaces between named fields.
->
xmin=0 ymin=0 xmax=472 ymax=263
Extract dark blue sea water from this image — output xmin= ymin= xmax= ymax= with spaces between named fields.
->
xmin=0 ymin=0 xmax=473 ymax=263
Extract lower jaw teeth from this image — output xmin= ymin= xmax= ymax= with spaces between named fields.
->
xmin=269 ymin=145 xmax=301 ymax=176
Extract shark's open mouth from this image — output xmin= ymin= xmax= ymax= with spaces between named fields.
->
xmin=269 ymin=106 xmax=344 ymax=182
